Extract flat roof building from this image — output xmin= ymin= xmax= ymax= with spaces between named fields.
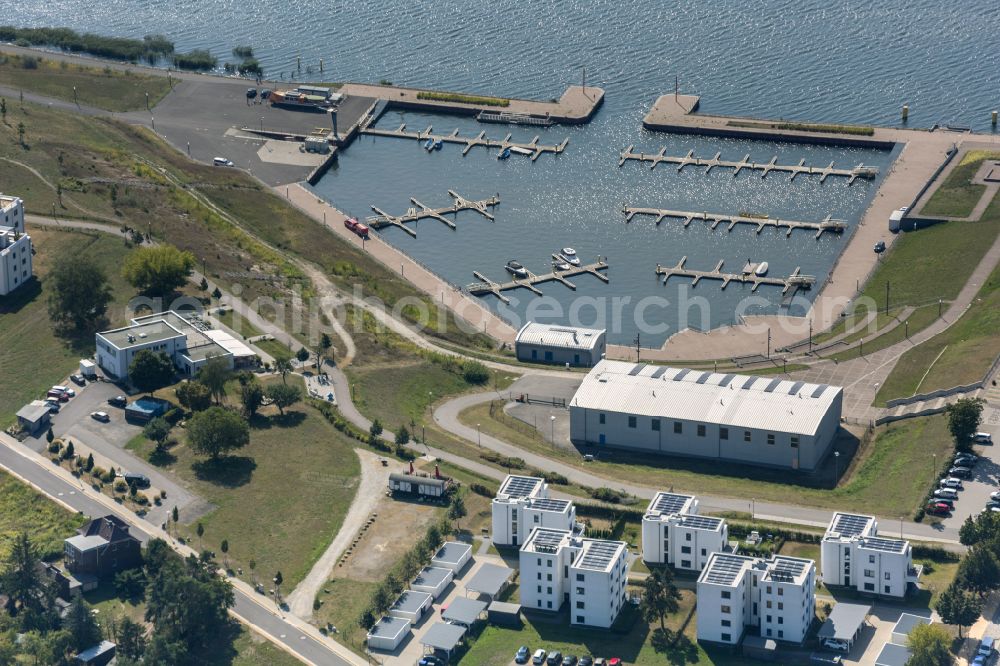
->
xmin=411 ymin=566 xmax=453 ymax=599
xmin=515 ymin=321 xmax=606 ymax=367
xmin=0 ymin=223 xmax=32 ymax=297
xmin=891 ymin=613 xmax=931 ymax=645
xmin=697 ymin=553 xmax=816 ymax=646
xmin=641 ymin=492 xmax=729 ymax=571
xmin=0 ymin=195 xmax=25 ymax=233
xmin=432 ymin=541 xmax=472 ymax=573
xmin=491 ymin=474 xmax=578 ymax=547
xmin=569 ymin=360 xmax=843 ymax=470
xmin=519 ymin=527 xmax=628 ymax=628
xmin=821 ymin=512 xmax=921 ymax=598
xmin=366 ymin=615 xmax=410 ymax=651
xmin=388 ymin=590 xmax=433 ymax=623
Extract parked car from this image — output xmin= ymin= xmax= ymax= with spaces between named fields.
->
xmin=63 ymin=388 xmax=76 ymax=398
xmin=44 ymin=400 xmax=60 ymax=414
xmin=532 ymin=649 xmax=547 ymax=665
xmin=213 ymin=156 xmax=234 ymax=167
xmin=991 ymin=490 xmax=1000 ymax=502
xmin=925 ymin=502 xmax=952 ymax=516
xmin=108 ymin=395 xmax=128 ymax=408
xmin=562 ymin=656 xmax=578 ymax=666
xmin=70 ymin=374 xmax=86 ymax=386
xmin=260 ymin=89 xmax=271 ymax=99
xmin=932 ymin=496 xmax=956 ymax=508
xmin=873 ymin=240 xmax=886 ymax=253
xmin=949 ymin=466 xmax=972 ymax=479
xmin=934 ymin=488 xmax=959 ymax=500
xmin=939 ymin=477 xmax=964 ymax=490
xmin=124 ymin=472 xmax=150 ymax=488
xmin=246 ymin=88 xmax=257 ymax=99
xmin=974 ymin=432 xmax=994 ymax=444
xmin=972 ymin=655 xmax=987 ymax=666
xmin=822 ymin=638 xmax=850 ymax=652
xmin=978 ymin=635 xmax=994 ymax=656
xmin=418 ymin=657 xmax=444 ymax=666
xmin=547 ymin=652 xmax=563 ymax=665
xmin=607 ymin=659 xmax=622 ymax=666
xmin=90 ymin=411 xmax=110 ymax=423
xmin=955 ymin=454 xmax=979 ymax=466
xmin=579 ymin=657 xmax=594 ymax=666
xmin=515 ymin=646 xmax=531 ymax=664
xmin=50 ymin=385 xmax=69 ymax=394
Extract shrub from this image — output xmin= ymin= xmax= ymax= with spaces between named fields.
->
xmin=113 ymin=480 xmax=128 ymax=493
xmin=416 ymin=91 xmax=510 ymax=107
xmin=21 ymin=55 xmax=38 ymax=69
xmin=480 ymin=450 xmax=525 ymax=469
xmin=173 ymin=49 xmax=217 ymax=71
xmin=589 ymin=487 xmax=623 ymax=504
xmin=47 ymin=441 xmax=61 ymax=454
xmin=163 ymin=408 xmax=184 ymax=425
xmin=462 ymin=361 xmax=490 ymax=385
xmin=470 ymin=483 xmax=496 ymax=498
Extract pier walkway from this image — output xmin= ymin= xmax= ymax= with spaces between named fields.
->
xmin=361 ymin=122 xmax=569 ymax=161
xmin=655 ymin=257 xmax=815 ymax=294
xmin=624 ymin=206 xmax=848 ymax=239
xmin=367 ymin=190 xmax=499 ymax=237
xmin=467 ymin=260 xmax=609 ymax=303
xmin=619 ymin=147 xmax=879 ymax=183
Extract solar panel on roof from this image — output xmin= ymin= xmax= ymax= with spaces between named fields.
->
xmin=788 ymin=381 xmax=805 ymax=395
xmin=674 ymin=368 xmax=691 ymax=381
xmin=811 ymin=384 xmax=828 ymax=398
xmin=681 ymin=515 xmax=723 ymax=530
xmin=628 ymin=364 xmax=646 ymax=376
xmin=530 ymin=529 xmax=568 ymax=552
xmin=501 ymin=476 xmax=541 ymax=498
xmin=769 ymin=559 xmax=807 ymax=582
xmin=704 ymin=555 xmax=749 ymax=585
xmin=862 ymin=537 xmax=906 ymax=553
xmin=650 ymin=366 xmax=668 ymax=379
xmin=530 ymin=498 xmax=570 ymax=512
xmin=764 ymin=378 xmax=783 ymax=393
xmin=831 ymin=513 xmax=871 ymax=537
xmin=719 ymin=374 xmax=736 ymax=387
xmin=577 ymin=541 xmax=621 ymax=570
xmin=651 ymin=493 xmax=691 ymax=515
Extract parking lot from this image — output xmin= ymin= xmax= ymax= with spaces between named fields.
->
xmin=940 ymin=404 xmax=1000 ymax=530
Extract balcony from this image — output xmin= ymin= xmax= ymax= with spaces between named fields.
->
xmin=907 ymin=564 xmax=923 ymax=582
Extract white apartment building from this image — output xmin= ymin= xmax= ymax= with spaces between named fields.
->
xmin=519 ymin=527 xmax=628 ymax=628
xmin=641 ymin=492 xmax=729 ymax=571
xmin=1 ymin=195 xmax=25 ymax=233
xmin=491 ymin=475 xmax=577 ymax=547
xmin=0 ymin=224 xmax=32 ymax=296
xmin=697 ymin=553 xmax=816 ymax=646
xmin=821 ymin=512 xmax=921 ymax=598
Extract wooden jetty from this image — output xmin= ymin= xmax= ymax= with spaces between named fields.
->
xmin=361 ymin=122 xmax=569 ymax=161
xmin=624 ymin=206 xmax=848 ymax=239
xmin=367 ymin=190 xmax=499 ymax=237
xmin=476 ymin=111 xmax=555 ymax=126
xmin=655 ymin=257 xmax=815 ymax=294
xmin=466 ymin=259 xmax=609 ymax=303
xmin=619 ymin=147 xmax=879 ymax=184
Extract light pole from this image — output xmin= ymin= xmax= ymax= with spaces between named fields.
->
xmin=550 ymin=415 xmax=556 ymax=447
xmin=476 ymin=423 xmax=481 ymax=448
xmin=834 ymin=451 xmax=841 ymax=483
xmin=751 ymin=498 xmax=755 ymax=520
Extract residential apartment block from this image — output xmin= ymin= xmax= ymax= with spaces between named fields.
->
xmin=519 ymin=527 xmax=628 ymax=628
xmin=697 ymin=553 xmax=816 ymax=646
xmin=641 ymin=492 xmax=729 ymax=571
xmin=821 ymin=512 xmax=921 ymax=598
xmin=1 ymin=195 xmax=25 ymax=233
xmin=0 ymin=193 xmax=31 ymax=297
xmin=491 ymin=474 xmax=577 ymax=547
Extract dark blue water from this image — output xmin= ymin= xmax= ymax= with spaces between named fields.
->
xmin=7 ymin=0 xmax=995 ymax=343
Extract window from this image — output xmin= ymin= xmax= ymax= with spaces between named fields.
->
xmin=766 ymin=600 xmax=772 ymax=609
xmin=673 ymin=421 xmax=682 ymax=434
xmin=766 ymin=586 xmax=772 ymax=594
xmin=766 ymin=629 xmax=772 ymax=637
xmin=869 ymin=555 xmax=875 ymax=564
xmin=681 ymin=546 xmax=691 ymax=554
xmin=547 ymin=560 xmax=552 ymax=568
xmin=548 ymin=601 xmax=553 ymax=609
xmin=538 ymin=600 xmax=542 ymax=608
xmin=537 ymin=585 xmax=542 ymax=593
xmin=720 ymin=605 xmax=731 ymax=614
xmin=547 ymin=574 xmax=552 ymax=581
xmin=536 ymin=558 xmax=541 ymax=566
xmin=720 ymin=427 xmax=729 ymax=440
xmin=744 ymin=430 xmax=752 ymax=442
xmin=577 ymin=615 xmax=584 ymax=623
xmin=777 ymin=588 xmax=783 ymax=596
xmin=576 ymin=573 xmax=584 ymax=582
xmin=885 ymin=585 xmax=891 ymax=594
xmin=651 ymin=419 xmax=660 ymax=431
xmin=599 ymin=413 xmax=606 ymax=424
xmin=685 ymin=533 xmax=692 ymax=541
xmin=721 ymin=591 xmax=731 ymax=599
xmin=697 ymin=424 xmax=706 ymax=437
xmin=864 ymin=569 xmax=874 ymax=578
xmin=790 ymin=436 xmax=799 ymax=448
xmin=701 ymin=548 xmax=707 ymax=556
xmin=767 ymin=433 xmax=775 ymax=445
xmin=778 ymin=630 xmax=784 ymax=639
xmin=547 ymin=587 xmax=552 ymax=594
xmin=628 ymin=416 xmax=637 ymax=428
xmin=721 ymin=633 xmax=731 ymax=642
xmin=885 ymin=572 xmax=891 ymax=580
xmin=576 ymin=587 xmax=584 ymax=595
xmin=778 ymin=617 xmax=783 ymax=625
xmin=777 ymin=602 xmax=783 ymax=611
xmin=864 ymin=583 xmax=874 ymax=591
xmin=721 ymin=619 xmax=731 ymax=627
xmin=576 ymin=601 xmax=585 ymax=609
xmin=534 ymin=515 xmax=540 ymax=524
xmin=681 ymin=560 xmax=691 ymax=568
xmin=766 ymin=615 xmax=772 ymax=623
xmin=537 ymin=573 xmax=542 ymax=580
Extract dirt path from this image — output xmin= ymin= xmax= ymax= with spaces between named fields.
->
xmin=286 ymin=448 xmax=388 ymax=619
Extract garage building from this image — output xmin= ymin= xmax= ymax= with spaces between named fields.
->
xmin=366 ymin=616 xmax=410 ymax=651
xmin=514 ymin=322 xmax=606 ymax=367
xmin=569 ymin=360 xmax=843 ymax=471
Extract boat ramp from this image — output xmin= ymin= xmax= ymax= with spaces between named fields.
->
xmin=655 ymin=257 xmax=815 ymax=294
xmin=367 ymin=190 xmax=499 ymax=237
xmin=360 ymin=121 xmax=569 ymax=161
xmin=624 ymin=206 xmax=848 ymax=239
xmin=466 ymin=259 xmax=609 ymax=304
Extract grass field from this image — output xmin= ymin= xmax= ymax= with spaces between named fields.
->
xmin=312 ymin=577 xmax=378 ymax=654
xmin=921 ymin=150 xmax=1000 ymax=218
xmin=0 ymin=53 xmax=173 ymax=111
xmin=876 ymin=262 xmax=1000 ymax=403
xmin=0 ymin=227 xmax=136 ymax=426
xmin=0 ymin=469 xmax=87 ymax=560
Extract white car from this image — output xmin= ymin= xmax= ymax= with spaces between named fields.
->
xmin=990 ymin=491 xmax=1000 ymax=502
xmin=934 ymin=488 xmax=959 ymax=500
xmin=213 ymin=156 xmax=234 ymax=167
xmin=939 ymin=477 xmax=963 ymax=489
xmin=822 ymin=638 xmax=850 ymax=652
xmin=90 ymin=411 xmax=110 ymax=423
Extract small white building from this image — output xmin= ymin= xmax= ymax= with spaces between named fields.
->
xmin=519 ymin=527 xmax=628 ymax=628
xmin=515 ymin=322 xmax=606 ymax=367
xmin=0 ymin=195 xmax=25 ymax=233
xmin=366 ymin=615 xmax=410 ymax=651
xmin=641 ymin=492 xmax=729 ymax=571
xmin=697 ymin=553 xmax=816 ymax=646
xmin=432 ymin=541 xmax=472 ymax=573
xmin=821 ymin=512 xmax=921 ymax=598
xmin=891 ymin=613 xmax=932 ymax=645
xmin=388 ymin=590 xmax=433 ymax=623
xmin=0 ymin=224 xmax=32 ymax=297
xmin=491 ymin=475 xmax=577 ymax=547
xmin=569 ymin=360 xmax=843 ymax=471
xmin=411 ymin=566 xmax=453 ymax=600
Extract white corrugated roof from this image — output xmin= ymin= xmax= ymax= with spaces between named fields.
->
xmin=515 ymin=322 xmax=604 ymax=351
xmin=571 ymin=360 xmax=841 ymax=437
xmin=204 ymin=329 xmax=257 ymax=358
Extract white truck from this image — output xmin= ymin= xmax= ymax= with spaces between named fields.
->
xmin=888 ymin=207 xmax=908 ymax=233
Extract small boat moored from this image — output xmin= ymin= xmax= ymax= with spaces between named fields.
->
xmin=497 ymin=147 xmax=511 ymax=160
xmin=754 ymin=261 xmax=769 ymax=277
xmin=505 ymin=259 xmax=529 ymax=279
xmin=424 ymin=138 xmax=435 ymax=151
xmin=558 ymin=247 xmax=581 ymax=266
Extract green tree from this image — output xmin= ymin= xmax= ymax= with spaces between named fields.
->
xmin=47 ymin=254 xmax=113 ymax=332
xmin=936 ymin=582 xmax=982 ymax=638
xmin=121 ymin=244 xmax=196 ymax=296
xmin=176 ymin=381 xmax=212 ymax=411
xmin=906 ymin=622 xmax=953 ymax=666
xmin=117 ymin=618 xmax=147 ymax=660
xmin=369 ymin=419 xmax=383 ymax=443
xmin=144 ymin=417 xmax=172 ymax=452
xmin=266 ymin=383 xmax=301 ymax=416
xmin=448 ymin=495 xmax=467 ymax=530
xmin=273 ymin=353 xmax=293 ymax=384
xmin=172 ymin=505 xmax=179 ymax=523
xmin=395 ymin=425 xmax=410 ymax=446
xmin=240 ymin=380 xmax=265 ymax=418
xmin=462 ymin=360 xmax=490 ymax=384
xmin=957 ymin=545 xmax=1000 ymax=595
xmin=128 ymin=350 xmax=175 ymax=393
xmin=639 ymin=566 xmax=682 ymax=631
xmin=317 ymin=333 xmax=333 ymax=369
xmin=947 ymin=398 xmax=984 ymax=450
xmin=65 ymin=595 xmax=101 ymax=651
xmin=187 ymin=406 xmax=250 ymax=459
xmin=144 ymin=633 xmax=188 ymax=666
xmin=0 ymin=532 xmax=58 ymax=631
xmin=295 ymin=347 xmax=310 ymax=364
xmin=197 ymin=356 xmax=232 ymax=405
xmin=85 ymin=452 xmax=95 ymax=471
xmin=196 ymin=523 xmax=204 ymax=550
xmin=220 ymin=539 xmax=229 ymax=569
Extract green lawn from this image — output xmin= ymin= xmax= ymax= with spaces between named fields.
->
xmin=921 ymin=150 xmax=1000 ymax=218
xmin=0 ymin=469 xmax=86 ymax=560
xmin=312 ymin=577 xmax=378 ymax=655
xmin=0 ymin=226 xmax=136 ymax=427
xmin=0 ymin=53 xmax=173 ymax=112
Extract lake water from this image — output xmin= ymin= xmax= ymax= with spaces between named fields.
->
xmin=6 ymin=0 xmax=998 ymax=344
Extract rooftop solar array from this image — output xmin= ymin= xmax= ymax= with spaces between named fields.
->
xmin=576 ymin=541 xmax=622 ymax=571
xmin=530 ymin=529 xmax=569 ymax=553
xmin=767 ymin=558 xmax=808 ymax=583
xmin=830 ymin=513 xmax=873 ymax=537
xmin=500 ymin=475 xmax=543 ymax=498
xmin=529 ymin=498 xmax=570 ymax=512
xmin=862 ymin=536 xmax=907 ymax=553
xmin=680 ymin=515 xmax=723 ymax=531
xmin=650 ymin=492 xmax=693 ymax=515
xmin=703 ymin=555 xmax=751 ymax=585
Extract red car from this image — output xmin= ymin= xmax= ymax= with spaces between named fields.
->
xmin=608 ymin=660 xmax=622 ymax=666
xmin=925 ymin=502 xmax=951 ymax=516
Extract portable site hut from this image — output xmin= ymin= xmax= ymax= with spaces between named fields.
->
xmin=389 ymin=590 xmax=433 ymax=623
xmin=432 ymin=541 xmax=472 ymax=573
xmin=411 ymin=566 xmax=453 ymax=599
xmin=366 ymin=616 xmax=410 ymax=651
xmin=388 ymin=472 xmax=448 ymax=500
xmin=441 ymin=597 xmax=487 ymax=628
xmin=891 ymin=613 xmax=931 ymax=645
xmin=487 ymin=600 xmax=522 ymax=627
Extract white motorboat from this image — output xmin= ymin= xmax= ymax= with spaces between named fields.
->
xmin=558 ymin=247 xmax=581 ymax=266
xmin=755 ymin=261 xmax=769 ymax=276
xmin=505 ymin=259 xmax=529 ymax=279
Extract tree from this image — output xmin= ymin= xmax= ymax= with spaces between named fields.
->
xmin=17 ymin=121 xmax=25 ymax=146
xmin=240 ymin=380 xmax=264 ymax=418
xmin=144 ymin=633 xmax=188 ymax=666
xmin=0 ymin=532 xmax=57 ymax=631
xmin=274 ymin=353 xmax=293 ymax=384
xmin=85 ymin=452 xmax=95 ymax=471
xmin=63 ymin=440 xmax=75 ymax=460
xmin=936 ymin=582 xmax=982 ymax=637
xmin=128 ymin=350 xmax=175 ymax=393
xmin=46 ymin=427 xmax=54 ymax=444
xmin=114 ymin=567 xmax=146 ymax=600
xmin=220 ymin=539 xmax=229 ymax=569
xmin=199 ymin=277 xmax=208 ymax=291
xmin=318 ymin=333 xmax=333 ymax=368
xmin=47 ymin=254 xmax=113 ymax=332
xmin=172 ymin=505 xmax=179 ymax=523
xmin=121 ymin=244 xmax=196 ymax=296
xmin=196 ymin=523 xmax=205 ymax=550
xmin=947 ymin=398 xmax=985 ymax=450
xmin=187 ymin=407 xmax=250 ymax=459
xmin=197 ymin=356 xmax=232 ymax=405
xmin=295 ymin=347 xmax=310 ymax=364
xmin=395 ymin=425 xmax=410 ymax=446
xmin=906 ymin=622 xmax=953 ymax=666
xmin=144 ymin=417 xmax=172 ymax=451
xmin=176 ymin=381 xmax=212 ymax=412
xmin=266 ymin=383 xmax=301 ymax=416
xmin=369 ymin=419 xmax=383 ymax=443
xmin=249 ymin=558 xmax=256 ymax=585
xmin=639 ymin=567 xmax=682 ymax=631
xmin=448 ymin=495 xmax=467 ymax=530
xmin=117 ymin=618 xmax=147 ymax=660
xmin=957 ymin=545 xmax=1000 ymax=595
xmin=66 ymin=595 xmax=101 ymax=651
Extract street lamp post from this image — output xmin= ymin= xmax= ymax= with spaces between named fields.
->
xmin=550 ymin=415 xmax=556 ymax=447
xmin=476 ymin=423 xmax=481 ymax=448
xmin=834 ymin=451 xmax=841 ymax=483
xmin=751 ymin=498 xmax=755 ymax=520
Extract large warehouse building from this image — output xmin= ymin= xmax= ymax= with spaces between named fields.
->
xmin=569 ymin=360 xmax=843 ymax=471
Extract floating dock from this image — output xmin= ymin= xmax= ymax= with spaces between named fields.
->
xmin=624 ymin=206 xmax=848 ymax=239
xmin=619 ymin=147 xmax=879 ymax=183
xmin=367 ymin=190 xmax=499 ymax=237
xmin=361 ymin=122 xmax=569 ymax=161
xmin=466 ymin=259 xmax=609 ymax=303
xmin=476 ymin=111 xmax=555 ymax=126
xmin=655 ymin=257 xmax=815 ymax=294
